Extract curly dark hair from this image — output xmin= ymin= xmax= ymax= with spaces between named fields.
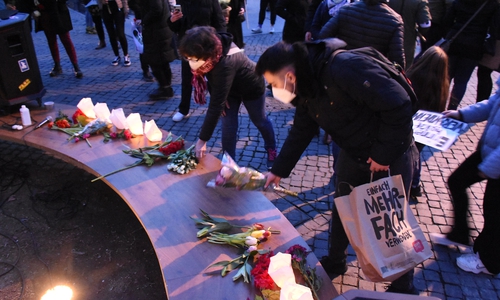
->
xmin=178 ymin=26 xmax=220 ymax=60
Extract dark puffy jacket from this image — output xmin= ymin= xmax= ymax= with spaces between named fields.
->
xmin=443 ymin=0 xmax=499 ymax=60
xmin=130 ymin=0 xmax=176 ymax=64
xmin=167 ymin=0 xmax=226 ymax=38
xmin=199 ymin=33 xmax=265 ymax=142
xmin=310 ymin=0 xmax=332 ymax=40
xmin=271 ymin=39 xmax=413 ymax=178
xmin=276 ymin=0 xmax=309 ymax=43
xmin=318 ymin=0 xmax=405 ymax=68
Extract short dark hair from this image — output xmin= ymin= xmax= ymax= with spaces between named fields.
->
xmin=255 ymin=42 xmax=295 ymax=76
xmin=179 ymin=26 xmax=220 ymax=60
xmin=256 ymin=41 xmax=319 ymax=99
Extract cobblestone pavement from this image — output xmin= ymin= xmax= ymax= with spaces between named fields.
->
xmin=3 ymin=10 xmax=500 ymax=299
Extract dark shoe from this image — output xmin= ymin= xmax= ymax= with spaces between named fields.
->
xmin=112 ymin=56 xmax=121 ymax=66
xmin=49 ymin=66 xmax=62 ymax=77
xmin=385 ymin=284 xmax=418 ymax=295
xmin=142 ymin=72 xmax=154 ymax=82
xmin=95 ymin=42 xmax=106 ymax=50
xmin=149 ymin=86 xmax=174 ymax=100
xmin=267 ymin=148 xmax=277 ymax=170
xmin=410 ymin=185 xmax=422 ymax=197
xmin=320 ymin=256 xmax=347 ymax=279
xmin=73 ymin=65 xmax=83 ymax=79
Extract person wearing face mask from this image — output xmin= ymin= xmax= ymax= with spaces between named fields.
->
xmin=256 ymin=39 xmax=418 ymax=294
xmin=178 ymin=26 xmax=277 ymax=169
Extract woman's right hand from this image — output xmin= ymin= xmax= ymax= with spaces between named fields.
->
xmin=442 ymin=110 xmax=460 ymax=120
xmin=170 ymin=10 xmax=183 ymax=22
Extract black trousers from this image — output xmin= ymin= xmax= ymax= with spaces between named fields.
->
xmin=151 ymin=62 xmax=172 ymax=88
xmin=101 ymin=1 xmax=128 ymax=57
xmin=448 ymin=150 xmax=500 ymax=274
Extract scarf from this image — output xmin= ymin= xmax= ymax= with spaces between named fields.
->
xmin=327 ymin=0 xmax=348 ymax=16
xmin=191 ymin=37 xmax=223 ymax=105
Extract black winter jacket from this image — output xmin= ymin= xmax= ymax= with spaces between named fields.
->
xmin=36 ymin=0 xmax=72 ymax=34
xmin=167 ymin=0 xmax=226 ymax=38
xmin=443 ymin=0 xmax=498 ymax=60
xmin=276 ymin=0 xmax=309 ymax=43
xmin=199 ymin=33 xmax=265 ymax=142
xmin=271 ymin=40 xmax=413 ymax=178
xmin=318 ymin=0 xmax=405 ymax=68
xmin=310 ymin=0 xmax=333 ymax=40
xmin=129 ymin=0 xmax=176 ymax=64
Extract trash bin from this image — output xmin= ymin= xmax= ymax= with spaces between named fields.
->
xmin=0 ymin=12 xmax=46 ymax=107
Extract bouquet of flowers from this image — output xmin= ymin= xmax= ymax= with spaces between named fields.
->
xmin=191 ymin=209 xmax=279 ymax=283
xmin=49 ymin=111 xmax=111 ymax=147
xmin=207 ymin=153 xmax=297 ymax=197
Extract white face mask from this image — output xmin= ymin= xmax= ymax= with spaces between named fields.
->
xmin=189 ymin=60 xmax=206 ymax=71
xmin=272 ymin=75 xmax=296 ymax=104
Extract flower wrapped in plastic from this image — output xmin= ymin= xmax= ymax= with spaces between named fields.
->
xmin=207 ymin=153 xmax=297 ymax=196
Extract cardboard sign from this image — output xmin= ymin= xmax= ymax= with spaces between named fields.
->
xmin=412 ymin=110 xmax=468 ymax=151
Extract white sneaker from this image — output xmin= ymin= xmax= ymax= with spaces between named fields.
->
xmin=456 ymin=253 xmax=494 ymax=275
xmin=172 ymin=112 xmax=189 ymax=122
xmin=270 ymin=26 xmax=275 ymax=34
xmin=430 ymin=232 xmax=469 ymax=248
xmin=251 ymin=27 xmax=262 ymax=33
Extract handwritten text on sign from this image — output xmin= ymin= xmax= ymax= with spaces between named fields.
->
xmin=412 ymin=110 xmax=468 ymax=151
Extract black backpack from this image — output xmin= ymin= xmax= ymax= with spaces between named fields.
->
xmin=332 ymin=47 xmax=419 ymax=113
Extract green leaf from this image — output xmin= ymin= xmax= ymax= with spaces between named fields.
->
xmin=232 ymin=265 xmax=246 ymax=282
xmin=208 ymin=260 xmax=230 ymax=269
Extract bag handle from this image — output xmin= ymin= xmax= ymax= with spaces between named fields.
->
xmin=447 ymin=1 xmax=488 ymax=44
xmin=369 ymin=169 xmax=391 ymax=183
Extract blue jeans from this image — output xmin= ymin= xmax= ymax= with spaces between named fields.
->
xmin=221 ymin=94 xmax=276 ymax=159
xmin=85 ymin=10 xmax=93 ymax=28
xmin=448 ymin=55 xmax=478 ymax=110
xmin=329 ymin=142 xmax=418 ymax=289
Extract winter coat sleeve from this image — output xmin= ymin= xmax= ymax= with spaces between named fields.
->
xmin=271 ymin=100 xmax=319 ymax=178
xmin=460 ymin=99 xmax=492 ymax=124
xmin=332 ymin=54 xmax=413 ymax=165
xmin=318 ymin=10 xmax=340 ymax=39
xmin=198 ymin=61 xmax=237 ymax=142
xmin=388 ymin=21 xmax=406 ymax=68
xmin=311 ymin=1 xmax=327 ymax=39
xmin=305 ymin=0 xmax=323 ymax=32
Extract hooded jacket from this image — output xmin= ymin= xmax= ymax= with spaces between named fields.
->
xmin=318 ymin=0 xmax=405 ymax=68
xmin=271 ymin=39 xmax=413 ymax=178
xmin=459 ymin=79 xmax=500 ymax=179
xmin=198 ymin=33 xmax=265 ymax=142
xmin=167 ymin=0 xmax=226 ymax=38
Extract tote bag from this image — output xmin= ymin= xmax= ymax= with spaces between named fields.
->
xmin=334 ymin=174 xmax=432 ymax=282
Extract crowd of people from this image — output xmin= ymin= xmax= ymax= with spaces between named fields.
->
xmin=2 ymin=0 xmax=499 ymax=294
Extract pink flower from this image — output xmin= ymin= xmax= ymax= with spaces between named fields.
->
xmin=82 ymin=133 xmax=91 ymax=139
xmin=74 ymin=137 xmax=80 ymax=142
xmin=110 ymin=132 xmax=117 ymax=139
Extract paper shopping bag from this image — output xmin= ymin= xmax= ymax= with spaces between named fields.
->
xmin=334 ymin=174 xmax=432 ymax=282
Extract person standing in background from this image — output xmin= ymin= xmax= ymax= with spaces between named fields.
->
xmin=306 ymin=0 xmax=349 ymax=41
xmin=252 ymin=0 xmax=277 ymax=34
xmin=85 ymin=0 xmax=107 ymax=50
xmin=98 ymin=0 xmax=130 ymax=67
xmin=420 ymin=0 xmax=453 ymax=51
xmin=34 ymin=0 xmax=83 ymax=78
xmin=226 ymin=0 xmax=246 ymax=48
xmin=319 ymin=0 xmax=405 ymax=69
xmin=168 ymin=0 xmax=226 ymax=122
xmin=130 ymin=0 xmax=176 ymax=100
xmin=443 ymin=0 xmax=498 ymax=110
xmin=476 ymin=9 xmax=500 ymax=102
xmin=276 ymin=0 xmax=309 ymax=43
xmin=387 ymin=0 xmax=431 ymax=68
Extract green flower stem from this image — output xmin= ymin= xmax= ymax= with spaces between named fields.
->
xmin=91 ymin=159 xmax=144 ymax=182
